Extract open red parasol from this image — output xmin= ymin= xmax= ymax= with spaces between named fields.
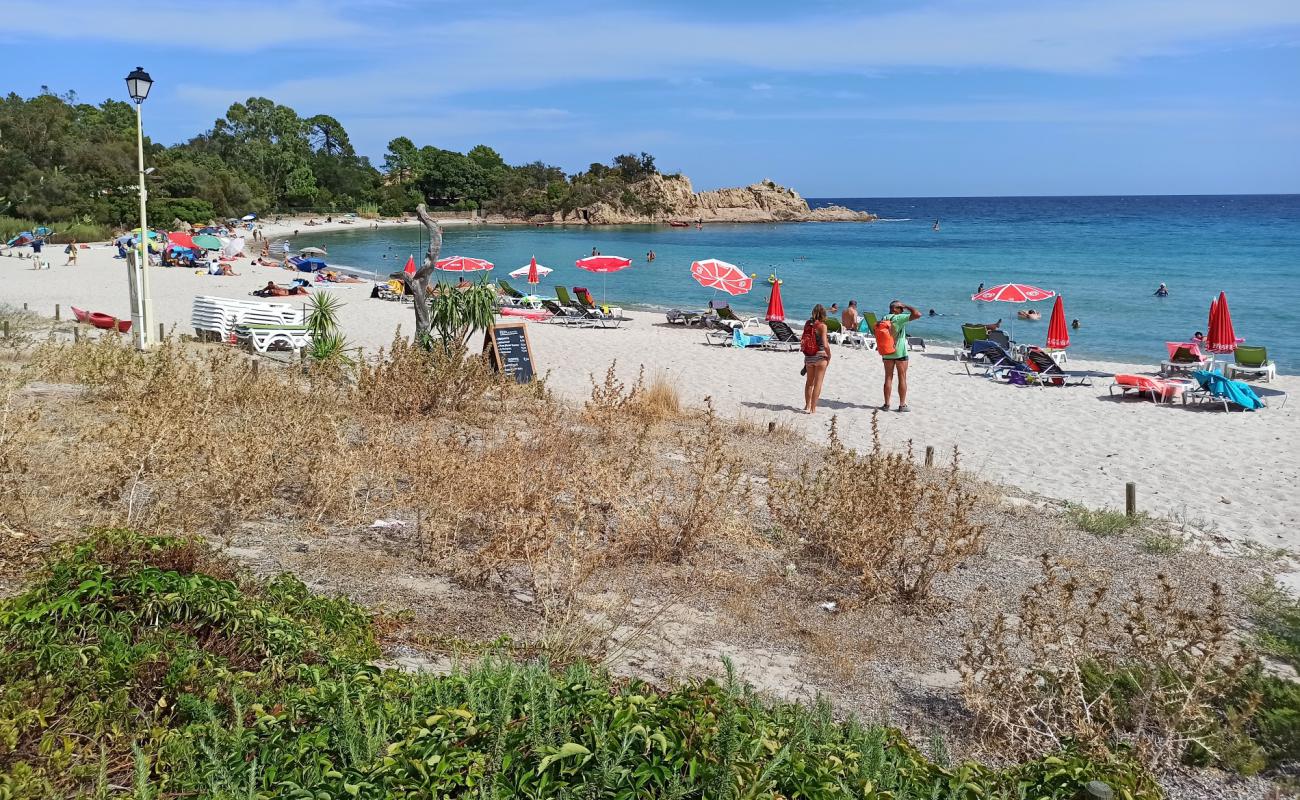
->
xmin=690 ymin=259 xmax=752 ymax=296
xmin=403 ymin=255 xmax=416 ymax=276
xmin=575 ymin=254 xmax=632 ymax=305
xmin=435 ymin=255 xmax=493 ymax=272
xmin=1046 ymin=295 xmax=1069 ymax=350
xmin=972 ymin=283 xmax=1056 ymax=303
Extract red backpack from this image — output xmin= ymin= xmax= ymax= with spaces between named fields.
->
xmin=873 ymin=318 xmax=897 ymax=356
xmin=800 ymin=322 xmax=821 ymax=355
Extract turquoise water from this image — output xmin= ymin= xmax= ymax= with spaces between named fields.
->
xmin=309 ymin=195 xmax=1300 ymax=368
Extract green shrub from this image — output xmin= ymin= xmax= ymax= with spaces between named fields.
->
xmin=0 ymin=530 xmax=1160 ymax=799
xmin=1065 ymin=503 xmax=1146 ymax=536
xmin=1249 ymin=580 xmax=1300 ymax=669
xmin=0 ymin=216 xmax=111 ymax=244
xmin=149 ymin=196 xmax=216 ymax=224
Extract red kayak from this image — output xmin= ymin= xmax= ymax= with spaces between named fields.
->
xmin=499 ymin=307 xmax=552 ymax=322
xmin=89 ymin=312 xmax=116 ymax=330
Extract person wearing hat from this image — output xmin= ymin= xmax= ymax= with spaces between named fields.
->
xmin=880 ymin=299 xmax=921 ymax=412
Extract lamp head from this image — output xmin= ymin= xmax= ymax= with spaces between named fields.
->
xmin=125 ymin=67 xmax=153 ymax=103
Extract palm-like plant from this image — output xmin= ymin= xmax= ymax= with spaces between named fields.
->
xmin=428 ymin=278 xmax=497 ymax=356
xmin=305 ymin=292 xmax=352 ymax=365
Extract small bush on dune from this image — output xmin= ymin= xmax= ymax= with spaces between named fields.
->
xmin=768 ymin=413 xmax=985 ymax=604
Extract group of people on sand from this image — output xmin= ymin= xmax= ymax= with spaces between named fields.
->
xmin=801 ymin=299 xmax=923 ymax=415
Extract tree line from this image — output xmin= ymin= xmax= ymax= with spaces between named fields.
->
xmin=0 ymin=88 xmax=664 ymax=227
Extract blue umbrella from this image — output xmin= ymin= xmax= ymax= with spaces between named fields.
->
xmin=34 ymin=226 xmax=51 ymax=236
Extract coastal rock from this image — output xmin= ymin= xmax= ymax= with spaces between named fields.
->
xmin=571 ymin=175 xmax=875 ymax=225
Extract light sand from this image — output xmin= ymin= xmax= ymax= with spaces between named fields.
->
xmin=3 ymin=242 xmax=1297 ymax=553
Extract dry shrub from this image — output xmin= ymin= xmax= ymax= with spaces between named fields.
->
xmin=638 ymin=369 xmax=681 ymax=420
xmin=584 ymin=363 xmax=683 ymax=433
xmin=357 ymin=333 xmax=512 ymax=420
xmin=960 ymin=555 xmax=1254 ymax=771
xmin=768 ymin=413 xmax=984 ymax=604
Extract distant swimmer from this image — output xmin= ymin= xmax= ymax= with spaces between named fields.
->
xmin=1071 ymin=318 xmax=1080 ymax=330
xmin=1154 ymin=283 xmax=1169 ymax=297
xmin=647 ymin=250 xmax=656 ymax=262
xmin=1017 ymin=309 xmax=1041 ymax=321
xmin=932 ymin=219 xmax=940 ymax=231
xmin=976 ymin=282 xmax=984 ymax=295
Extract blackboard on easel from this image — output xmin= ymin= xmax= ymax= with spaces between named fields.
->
xmin=483 ymin=321 xmax=535 ymax=383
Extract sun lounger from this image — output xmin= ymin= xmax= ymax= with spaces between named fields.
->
xmin=1110 ymin=374 xmax=1180 ymax=403
xmin=665 ymin=308 xmax=707 ymax=326
xmin=1185 ymin=370 xmax=1265 ymax=411
xmin=956 ymin=324 xmax=988 ymax=359
xmin=731 ymin=327 xmax=770 ymax=348
xmin=234 ymin=323 xmax=311 ymax=354
xmin=1225 ymin=345 xmax=1276 ymax=383
xmin=764 ymin=320 xmax=802 ymax=351
xmin=1160 ymin=344 xmax=1213 ymax=376
xmin=710 ymin=301 xmax=758 ymax=329
xmin=542 ymin=299 xmax=595 ymax=326
xmin=986 ymin=329 xmax=1014 ymax=353
xmin=964 ymin=340 xmax=1023 ymax=376
xmin=1022 ymin=347 xmax=1093 ymax=387
xmin=498 ymin=279 xmax=525 ymax=299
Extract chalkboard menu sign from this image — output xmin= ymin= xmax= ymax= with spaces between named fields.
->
xmin=483 ymin=322 xmax=535 ymax=383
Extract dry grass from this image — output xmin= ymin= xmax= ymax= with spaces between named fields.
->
xmin=767 ymin=412 xmax=985 ymax=604
xmin=960 ymin=554 xmax=1254 ymax=771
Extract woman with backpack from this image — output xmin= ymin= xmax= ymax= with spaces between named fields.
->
xmin=801 ymin=304 xmax=832 ymax=414
xmin=877 ymin=299 xmax=922 ymax=412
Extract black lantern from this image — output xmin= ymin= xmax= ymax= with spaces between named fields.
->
xmin=125 ymin=67 xmax=153 ymax=104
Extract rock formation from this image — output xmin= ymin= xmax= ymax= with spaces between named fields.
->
xmin=565 ymin=175 xmax=874 ymax=224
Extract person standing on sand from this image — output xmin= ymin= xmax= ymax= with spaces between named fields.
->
xmin=800 ymin=305 xmax=831 ymax=414
xmin=880 ymin=299 xmax=921 ymax=412
xmin=63 ymin=240 xmax=78 ymax=265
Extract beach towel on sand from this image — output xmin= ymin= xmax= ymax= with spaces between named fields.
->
xmin=732 ymin=328 xmax=770 ymax=348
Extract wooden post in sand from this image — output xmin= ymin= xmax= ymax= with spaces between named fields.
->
xmin=158 ymin=323 xmax=165 ymax=342
xmin=54 ymin=304 xmax=60 ymax=321
xmin=2 ymin=321 xmax=8 ymax=338
xmin=251 ymin=359 xmax=260 ymax=380
xmin=1125 ymin=482 xmax=1137 ymax=517
xmin=74 ymin=327 xmax=80 ymax=343
xmin=924 ymin=446 xmax=935 ymax=467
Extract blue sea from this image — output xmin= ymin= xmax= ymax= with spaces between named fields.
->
xmin=310 ymin=195 xmax=1300 ymax=368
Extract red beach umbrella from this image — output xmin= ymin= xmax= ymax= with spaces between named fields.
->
xmin=167 ymin=231 xmax=196 ymax=250
xmin=575 ymin=254 xmax=632 ymax=305
xmin=690 ymin=259 xmax=753 ymax=296
xmin=1046 ymin=295 xmax=1069 ymax=350
xmin=574 ymin=255 xmax=632 ymax=273
xmin=527 ymin=255 xmax=540 ymax=286
xmin=765 ymin=279 xmax=786 ymax=322
xmin=403 ymin=255 xmax=416 ymax=276
xmin=972 ymin=283 xmax=1056 ymax=303
xmin=1206 ymin=291 xmax=1237 ymax=354
xmin=435 ymin=255 xmax=494 ymax=272
xmin=1208 ymin=296 xmax=1218 ymax=338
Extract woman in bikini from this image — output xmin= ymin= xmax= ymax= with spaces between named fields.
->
xmin=802 ymin=304 xmax=831 ymax=414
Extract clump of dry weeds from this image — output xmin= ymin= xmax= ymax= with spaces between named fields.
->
xmin=767 ymin=412 xmax=985 ymax=604
xmin=960 ymin=554 xmax=1254 ymax=771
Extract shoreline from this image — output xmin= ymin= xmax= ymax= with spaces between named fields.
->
xmin=2 ymin=241 xmax=1295 ymax=557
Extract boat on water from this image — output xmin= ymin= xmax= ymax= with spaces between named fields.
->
xmin=668 ymin=221 xmax=689 ymax=228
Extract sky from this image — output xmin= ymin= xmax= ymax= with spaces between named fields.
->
xmin=2 ymin=0 xmax=1298 ymax=196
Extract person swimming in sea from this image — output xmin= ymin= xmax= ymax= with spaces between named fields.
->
xmin=1154 ymin=283 xmax=1169 ymax=297
xmin=1071 ymin=318 xmax=1080 ymax=330
xmin=976 ymin=282 xmax=984 ymax=295
xmin=1017 ymin=308 xmax=1041 ymax=321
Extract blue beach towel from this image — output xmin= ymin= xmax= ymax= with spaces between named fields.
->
xmin=1192 ymin=370 xmax=1264 ymax=410
xmin=732 ymin=328 xmax=770 ymax=348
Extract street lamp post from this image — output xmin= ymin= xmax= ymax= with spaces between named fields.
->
xmin=126 ymin=67 xmax=153 ymax=349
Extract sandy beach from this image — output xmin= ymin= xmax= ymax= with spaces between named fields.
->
xmin=3 ymin=238 xmax=1297 ymax=554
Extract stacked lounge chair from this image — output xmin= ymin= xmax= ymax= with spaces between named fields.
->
xmin=191 ymin=295 xmax=303 ymax=343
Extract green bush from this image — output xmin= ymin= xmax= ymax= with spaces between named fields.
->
xmin=0 ymin=216 xmax=111 ymax=244
xmin=0 ymin=531 xmax=1160 ymax=799
xmin=149 ymin=196 xmax=216 ymax=225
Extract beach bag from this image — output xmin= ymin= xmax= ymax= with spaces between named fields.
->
xmin=800 ymin=323 xmax=821 ymax=355
xmin=873 ymin=319 xmax=897 ymax=356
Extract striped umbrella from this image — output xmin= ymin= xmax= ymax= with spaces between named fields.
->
xmin=435 ymin=255 xmax=493 ymax=272
xmin=690 ymin=259 xmax=753 ymax=296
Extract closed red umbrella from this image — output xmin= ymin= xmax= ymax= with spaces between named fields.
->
xmin=403 ymin=255 xmax=416 ymax=276
xmin=435 ymin=255 xmax=494 ymax=272
xmin=575 ymin=255 xmax=632 ymax=304
xmin=690 ymin=259 xmax=752 ymax=296
xmin=1208 ymin=296 xmax=1218 ymax=338
xmin=1206 ymin=291 xmax=1237 ymax=353
xmin=765 ymin=278 xmax=785 ymax=322
xmin=527 ymin=255 xmax=540 ymax=286
xmin=1046 ymin=295 xmax=1069 ymax=350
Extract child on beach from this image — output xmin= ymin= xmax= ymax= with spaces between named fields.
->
xmin=801 ymin=305 xmax=831 ymax=414
xmin=879 ymin=300 xmax=921 ymax=412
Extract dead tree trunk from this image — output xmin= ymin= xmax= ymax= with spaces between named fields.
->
xmin=389 ymin=203 xmax=442 ymax=343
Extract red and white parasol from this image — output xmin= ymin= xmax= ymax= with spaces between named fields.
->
xmin=690 ymin=259 xmax=753 ymax=296
xmin=972 ymin=283 xmax=1055 ymax=303
xmin=435 ymin=255 xmax=494 ymax=272
xmin=575 ymin=255 xmax=632 ymax=305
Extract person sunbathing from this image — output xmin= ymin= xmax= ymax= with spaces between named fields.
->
xmin=963 ymin=318 xmax=1003 ymax=330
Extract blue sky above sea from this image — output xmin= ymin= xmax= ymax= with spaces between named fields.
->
xmin=2 ymin=0 xmax=1298 ymax=196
